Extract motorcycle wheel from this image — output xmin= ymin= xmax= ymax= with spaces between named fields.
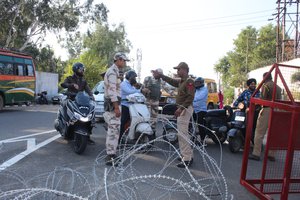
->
xmin=209 ymin=132 xmax=227 ymax=145
xmin=228 ymin=136 xmax=243 ymax=153
xmin=73 ymin=134 xmax=88 ymax=154
xmin=163 ymin=128 xmax=178 ymax=145
xmin=135 ymin=133 xmax=155 ymax=152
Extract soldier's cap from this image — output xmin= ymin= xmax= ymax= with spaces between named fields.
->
xmin=151 ymin=68 xmax=163 ymax=74
xmin=173 ymin=62 xmax=189 ymax=70
xmin=113 ymin=52 xmax=130 ymax=61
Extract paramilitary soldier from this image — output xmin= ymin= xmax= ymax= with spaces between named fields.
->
xmin=103 ymin=52 xmax=129 ymax=166
xmin=152 ymin=62 xmax=195 ymax=168
xmin=141 ymin=68 xmax=164 ymax=134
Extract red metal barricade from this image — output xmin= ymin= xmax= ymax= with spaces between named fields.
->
xmin=240 ymin=63 xmax=300 ymax=200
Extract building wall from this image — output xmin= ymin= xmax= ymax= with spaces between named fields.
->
xmin=248 ymin=58 xmax=300 ymax=100
xmin=35 ymin=71 xmax=58 ymax=98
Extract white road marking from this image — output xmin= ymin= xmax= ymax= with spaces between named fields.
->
xmin=0 ymin=130 xmax=56 ymax=143
xmin=0 ymin=131 xmax=61 ymax=172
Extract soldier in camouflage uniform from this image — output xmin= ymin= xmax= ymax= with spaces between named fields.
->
xmin=103 ymin=52 xmax=129 ymax=166
xmin=153 ymin=62 xmax=195 ymax=168
xmin=141 ymin=68 xmax=164 ymax=133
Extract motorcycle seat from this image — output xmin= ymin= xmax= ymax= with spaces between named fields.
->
xmin=205 ymin=109 xmax=226 ymax=117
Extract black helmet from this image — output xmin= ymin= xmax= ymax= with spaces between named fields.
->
xmin=72 ymin=62 xmax=85 ymax=77
xmin=246 ymin=78 xmax=257 ymax=86
xmin=125 ymin=70 xmax=137 ymax=80
xmin=195 ymin=77 xmax=205 ymax=89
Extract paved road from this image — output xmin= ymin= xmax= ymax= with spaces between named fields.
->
xmin=0 ymin=104 xmax=297 ymax=199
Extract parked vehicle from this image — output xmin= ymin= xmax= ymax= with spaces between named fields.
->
xmin=0 ymin=48 xmax=36 ymax=110
xmin=161 ymin=105 xmax=233 ymax=145
xmin=92 ymin=81 xmax=105 ymax=121
xmin=105 ymin=93 xmax=154 ymax=146
xmin=51 ymin=89 xmax=67 ymax=105
xmin=54 ymin=91 xmax=96 ymax=154
xmin=36 ymin=91 xmax=48 ymax=104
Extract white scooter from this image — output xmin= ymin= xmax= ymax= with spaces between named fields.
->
xmin=126 ymin=93 xmax=154 ymax=144
xmin=104 ymin=93 xmax=154 ymax=145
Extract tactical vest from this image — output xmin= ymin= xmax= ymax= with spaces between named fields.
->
xmin=147 ymin=77 xmax=161 ymax=101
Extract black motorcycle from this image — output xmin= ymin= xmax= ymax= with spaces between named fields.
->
xmin=203 ymin=106 xmax=232 ymax=144
xmin=36 ymin=91 xmax=48 ymax=104
xmin=162 ymin=105 xmax=233 ymax=145
xmin=54 ymin=91 xmax=95 ymax=154
xmin=227 ymin=103 xmax=260 ymax=153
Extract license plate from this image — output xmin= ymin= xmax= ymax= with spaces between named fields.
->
xmin=53 ymin=98 xmax=58 ymax=100
xmin=235 ymin=116 xmax=245 ymax=121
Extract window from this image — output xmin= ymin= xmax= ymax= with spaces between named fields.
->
xmin=4 ymin=63 xmax=13 ymax=75
xmin=0 ymin=62 xmax=4 ymax=74
xmin=207 ymin=82 xmax=217 ymax=93
xmin=26 ymin=65 xmax=34 ymax=76
xmin=17 ymin=64 xmax=24 ymax=76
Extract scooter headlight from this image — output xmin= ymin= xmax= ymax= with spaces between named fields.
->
xmin=74 ymin=112 xmax=90 ymax=122
xmin=74 ymin=112 xmax=82 ymax=120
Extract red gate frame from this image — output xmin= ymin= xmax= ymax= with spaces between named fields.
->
xmin=240 ymin=63 xmax=300 ymax=200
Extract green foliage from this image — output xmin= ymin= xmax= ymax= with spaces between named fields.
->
xmin=83 ymin=22 xmax=131 ymax=62
xmin=291 ymin=71 xmax=300 ymax=83
xmin=80 ymin=51 xmax=107 ymax=87
xmin=0 ymin=0 xmax=108 ymax=51
xmin=59 ymin=21 xmax=132 ymax=88
xmin=214 ymin=24 xmax=277 ymax=88
xmin=214 ymin=56 xmax=231 ymax=86
xmin=223 ymin=87 xmax=234 ymax=106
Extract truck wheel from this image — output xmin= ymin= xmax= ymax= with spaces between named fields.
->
xmin=0 ymin=95 xmax=3 ymax=110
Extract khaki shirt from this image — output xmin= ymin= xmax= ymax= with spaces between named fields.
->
xmin=104 ymin=64 xmax=121 ymax=102
xmin=262 ymin=80 xmax=282 ymax=101
xmin=162 ymin=75 xmax=195 ymax=108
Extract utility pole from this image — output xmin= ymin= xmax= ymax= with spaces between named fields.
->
xmin=274 ymin=0 xmax=300 ymax=62
xmin=136 ymin=48 xmax=142 ymax=83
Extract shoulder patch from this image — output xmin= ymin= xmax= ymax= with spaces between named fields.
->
xmin=186 ymin=81 xmax=194 ymax=91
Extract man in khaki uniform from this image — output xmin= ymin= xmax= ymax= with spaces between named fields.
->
xmin=249 ymin=72 xmax=282 ymax=162
xmin=103 ymin=52 xmax=129 ymax=166
xmin=153 ymin=62 xmax=195 ymax=168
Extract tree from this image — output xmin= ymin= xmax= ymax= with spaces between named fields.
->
xmin=83 ymin=22 xmax=131 ymax=63
xmin=60 ymin=22 xmax=132 ymax=87
xmin=291 ymin=71 xmax=300 ymax=84
xmin=0 ymin=0 xmax=108 ymax=51
xmin=214 ymin=24 xmax=277 ymax=89
xmin=252 ymin=24 xmax=277 ymax=69
xmin=214 ymin=55 xmax=231 ymax=86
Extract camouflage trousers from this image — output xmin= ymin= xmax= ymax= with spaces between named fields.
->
xmin=103 ymin=109 xmax=121 ymax=155
xmin=145 ymin=99 xmax=159 ymax=131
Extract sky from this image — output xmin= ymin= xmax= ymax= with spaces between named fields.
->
xmin=50 ymin=0 xmax=277 ymax=81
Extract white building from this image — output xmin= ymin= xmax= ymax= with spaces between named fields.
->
xmin=248 ymin=58 xmax=300 ymax=101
